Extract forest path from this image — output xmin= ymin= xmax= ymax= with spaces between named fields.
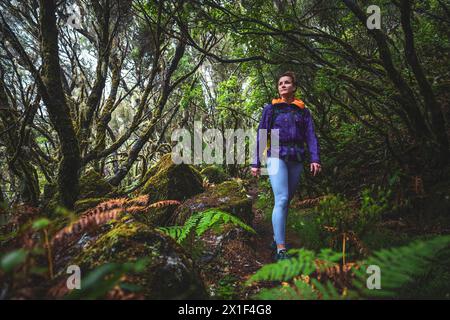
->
xmin=246 ymin=179 xmax=304 ymax=259
xmin=222 ymin=179 xmax=304 ymax=299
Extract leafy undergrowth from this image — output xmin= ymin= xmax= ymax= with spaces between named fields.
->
xmin=1 ymin=177 xmax=449 ymax=300
xmin=241 ymin=178 xmax=450 ymax=299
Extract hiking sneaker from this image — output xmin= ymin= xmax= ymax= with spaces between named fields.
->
xmin=270 ymin=240 xmax=291 ymax=251
xmin=275 ymin=249 xmax=290 ymax=261
xmin=270 ymin=240 xmax=276 ymax=251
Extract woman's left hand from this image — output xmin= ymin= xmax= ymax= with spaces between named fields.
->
xmin=310 ymin=162 xmax=321 ymax=176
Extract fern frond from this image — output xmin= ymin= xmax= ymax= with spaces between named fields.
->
xmin=157 ymin=209 xmax=255 ymax=245
xmin=51 ymin=195 xmax=158 ymax=247
xmin=252 ymin=235 xmax=450 ymax=300
xmin=52 ymin=208 xmax=125 ymax=246
xmin=293 ymin=196 xmax=331 ymax=209
xmin=256 ymin=278 xmax=319 ymax=300
xmin=147 ymin=200 xmax=181 ymax=209
xmin=351 ymin=235 xmax=450 ymax=298
xmin=178 ymin=212 xmax=203 ymax=243
xmin=157 ymin=226 xmax=184 ymax=241
xmin=127 ymin=195 xmax=149 ymax=206
xmin=194 ymin=209 xmax=256 ymax=237
xmin=310 ymin=278 xmax=342 ymax=300
xmin=247 ymin=248 xmax=341 ymax=285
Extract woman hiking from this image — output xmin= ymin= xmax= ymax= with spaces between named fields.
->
xmin=251 ymin=71 xmax=321 ymax=261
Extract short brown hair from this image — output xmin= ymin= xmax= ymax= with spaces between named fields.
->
xmin=277 ymin=71 xmax=297 ymax=88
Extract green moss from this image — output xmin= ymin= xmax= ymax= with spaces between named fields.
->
xmin=139 ymin=154 xmax=204 ymax=226
xmin=141 ymin=154 xmax=204 ymax=201
xmin=200 ymin=165 xmax=230 ymax=184
xmin=72 ymin=219 xmax=208 ymax=299
xmin=43 ymin=170 xmax=117 ymax=216
xmin=131 ymin=205 xmax=174 ymax=228
xmin=78 ymin=170 xmax=116 ymax=199
xmin=171 ymin=180 xmax=253 ymax=226
xmin=74 ymin=197 xmax=110 ymax=213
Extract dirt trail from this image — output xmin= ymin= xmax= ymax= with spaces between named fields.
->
xmin=212 ymin=180 xmax=304 ymax=299
xmin=195 ymin=179 xmax=306 ymax=299
xmin=246 ymin=181 xmax=303 ymax=257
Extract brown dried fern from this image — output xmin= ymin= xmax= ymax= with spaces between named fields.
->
xmin=293 ymin=195 xmax=331 ymax=209
xmin=147 ymin=200 xmax=181 ymax=209
xmin=311 ymin=259 xmax=360 ymax=288
xmin=51 ymin=196 xmax=181 ymax=248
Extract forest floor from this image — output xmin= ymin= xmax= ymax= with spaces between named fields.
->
xmin=197 ymin=176 xmax=450 ymax=300
xmin=197 ymin=179 xmax=305 ymax=299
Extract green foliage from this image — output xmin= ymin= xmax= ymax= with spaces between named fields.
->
xmin=361 ymin=228 xmax=411 ymax=252
xmin=355 ymin=187 xmax=390 ymax=235
xmin=254 ymin=178 xmax=273 ymax=216
xmin=216 ymin=75 xmax=243 ymax=122
xmin=353 ymin=235 xmax=450 ymax=298
xmin=249 ymin=235 xmax=450 ymax=300
xmin=247 ymin=247 xmax=344 ymax=300
xmin=255 ymin=277 xmax=343 ymax=300
xmin=66 ymin=258 xmax=150 ymax=299
xmin=32 ymin=218 xmax=51 ymax=231
xmin=247 ymin=248 xmax=341 ymax=284
xmin=290 ymin=214 xmax=324 ymax=251
xmin=0 ymin=249 xmax=28 ymax=273
xmin=315 ymin=194 xmax=354 ymax=233
xmin=215 ymin=274 xmax=240 ymax=300
xmin=157 ymin=209 xmax=256 ymax=246
xmin=309 ymin=190 xmax=389 ymax=255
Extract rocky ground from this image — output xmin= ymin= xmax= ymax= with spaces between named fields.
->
xmin=0 ymin=156 xmax=309 ymax=300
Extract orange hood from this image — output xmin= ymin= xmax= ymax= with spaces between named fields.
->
xmin=272 ymin=97 xmax=305 ymax=109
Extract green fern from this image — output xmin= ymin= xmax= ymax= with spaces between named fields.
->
xmin=249 ymin=235 xmax=450 ymax=300
xmin=246 ymin=248 xmax=342 ymax=284
xmin=156 ymin=226 xmax=185 ymax=241
xmin=257 ymin=279 xmax=318 ymax=300
xmin=352 ymin=235 xmax=450 ymax=298
xmin=157 ymin=209 xmax=256 ymax=245
xmin=256 ymin=277 xmax=343 ymax=300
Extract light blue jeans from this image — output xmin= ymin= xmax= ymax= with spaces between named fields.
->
xmin=267 ymin=157 xmax=303 ymax=245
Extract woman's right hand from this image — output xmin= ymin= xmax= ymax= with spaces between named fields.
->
xmin=251 ymin=167 xmax=261 ymax=177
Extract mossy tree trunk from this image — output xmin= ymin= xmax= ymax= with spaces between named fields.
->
xmin=92 ymin=52 xmax=121 ymax=172
xmin=77 ymin=0 xmax=114 ymax=158
xmin=0 ymin=183 xmax=5 ymax=205
xmin=39 ymin=0 xmax=81 ymax=209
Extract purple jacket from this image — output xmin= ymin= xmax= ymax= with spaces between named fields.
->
xmin=252 ymin=102 xmax=320 ymax=168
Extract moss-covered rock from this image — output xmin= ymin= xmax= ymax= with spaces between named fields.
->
xmin=139 ymin=154 xmax=204 ymax=226
xmin=141 ymin=153 xmax=204 ymax=200
xmin=72 ymin=219 xmax=208 ymax=299
xmin=78 ymin=170 xmax=116 ymax=199
xmin=200 ymin=165 xmax=230 ymax=184
xmin=170 ymin=180 xmax=253 ymax=226
xmin=73 ymin=197 xmax=111 ymax=213
xmin=43 ymin=170 xmax=117 ymax=215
